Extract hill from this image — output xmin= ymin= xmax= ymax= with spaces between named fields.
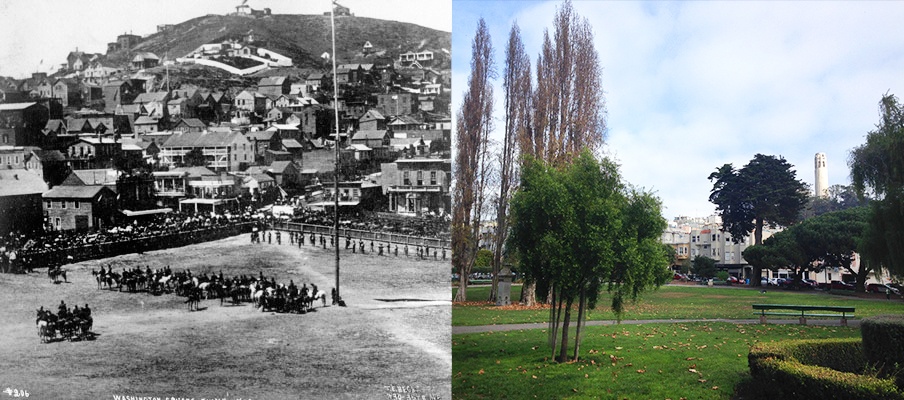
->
xmin=107 ymin=13 xmax=450 ymax=70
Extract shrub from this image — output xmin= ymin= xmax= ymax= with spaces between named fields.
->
xmin=749 ymin=339 xmax=904 ymax=399
xmin=862 ymin=315 xmax=904 ymax=387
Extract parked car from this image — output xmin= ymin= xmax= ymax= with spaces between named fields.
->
xmin=673 ymin=273 xmax=687 ymax=280
xmin=830 ymin=280 xmax=855 ymax=290
xmin=727 ymin=276 xmax=740 ymax=284
xmin=867 ymin=283 xmax=900 ymax=295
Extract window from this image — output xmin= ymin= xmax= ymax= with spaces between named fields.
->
xmin=74 ymin=201 xmax=79 ymax=209
xmin=712 ymin=234 xmax=716 ymax=241
xmin=2 ymin=134 xmax=7 ymax=144
xmin=54 ymin=218 xmax=60 ymax=229
xmin=430 ymin=171 xmax=436 ymax=185
xmin=61 ymin=201 xmax=67 ymax=209
xmin=46 ymin=201 xmax=51 ymax=209
xmin=416 ymin=170 xmax=423 ymax=186
xmin=403 ymin=171 xmax=410 ymax=185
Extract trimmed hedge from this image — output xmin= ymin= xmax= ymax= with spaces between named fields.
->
xmin=862 ymin=315 xmax=904 ymax=388
xmin=749 ymin=338 xmax=904 ymax=399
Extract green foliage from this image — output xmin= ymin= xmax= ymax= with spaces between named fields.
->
xmin=509 ymin=152 xmax=669 ymax=315
xmin=850 ymin=93 xmax=904 ymax=278
xmin=472 ymin=248 xmax=494 ymax=273
xmin=749 ymin=339 xmax=904 ymax=399
xmin=709 ymin=154 xmax=809 ymax=286
xmin=744 ymin=207 xmax=871 ymax=288
xmin=508 ymin=150 xmax=670 ymax=361
xmin=692 ymin=256 xmax=718 ymax=279
xmin=709 ymin=154 xmax=808 ymax=244
xmin=862 ymin=315 xmax=904 ymax=387
xmin=716 ymin=271 xmax=729 ymax=281
xmin=802 ymin=184 xmax=871 ymax=220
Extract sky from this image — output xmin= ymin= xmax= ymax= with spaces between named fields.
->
xmin=452 ymin=1 xmax=904 ymax=221
xmin=0 ymin=0 xmax=451 ymax=79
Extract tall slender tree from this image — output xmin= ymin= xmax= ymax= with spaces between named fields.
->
xmin=533 ymin=0 xmax=606 ymax=166
xmin=488 ymin=22 xmax=532 ymax=303
xmin=708 ymin=154 xmax=809 ymax=286
xmin=452 ymin=18 xmax=495 ymax=302
xmin=519 ymin=0 xmax=607 ymax=306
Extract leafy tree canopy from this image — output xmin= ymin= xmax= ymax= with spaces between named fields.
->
xmin=709 ymin=153 xmax=809 ymax=286
xmin=508 ymin=150 xmax=671 ymax=362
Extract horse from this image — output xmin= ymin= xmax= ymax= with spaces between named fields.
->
xmin=91 ymin=269 xmax=104 ymax=289
xmin=103 ymin=272 xmax=120 ymax=290
xmin=37 ymin=320 xmax=55 ymax=343
xmin=185 ymin=287 xmax=202 ymax=311
xmin=312 ymin=290 xmax=327 ymax=308
xmin=48 ymin=267 xmax=67 ymax=284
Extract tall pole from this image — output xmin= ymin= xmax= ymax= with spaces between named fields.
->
xmin=330 ymin=1 xmax=343 ymax=306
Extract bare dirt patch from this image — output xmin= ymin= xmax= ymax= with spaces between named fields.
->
xmin=0 ymin=235 xmax=450 ymax=399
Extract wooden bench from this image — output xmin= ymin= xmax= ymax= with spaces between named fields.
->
xmin=752 ymin=304 xmax=855 ymax=326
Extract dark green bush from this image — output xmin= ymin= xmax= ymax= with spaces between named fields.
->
xmin=749 ymin=339 xmax=904 ymax=399
xmin=862 ymin=315 xmax=904 ymax=387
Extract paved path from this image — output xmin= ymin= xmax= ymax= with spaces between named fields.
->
xmin=452 ymin=318 xmax=860 ymax=334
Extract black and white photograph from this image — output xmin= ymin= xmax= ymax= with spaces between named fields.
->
xmin=0 ymin=1 xmax=452 ymax=399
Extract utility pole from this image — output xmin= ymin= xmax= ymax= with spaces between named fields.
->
xmin=330 ymin=0 xmax=344 ymax=306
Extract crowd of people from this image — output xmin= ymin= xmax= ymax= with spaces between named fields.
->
xmin=1 ymin=210 xmax=263 ymax=273
xmin=252 ymin=227 xmax=447 ymax=261
xmin=282 ymin=207 xmax=450 ymax=240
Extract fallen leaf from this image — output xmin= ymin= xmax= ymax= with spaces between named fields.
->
xmin=685 ymin=357 xmax=696 ymax=361
xmin=532 ymin=375 xmax=537 ymax=379
xmin=712 ymin=386 xmax=719 ymax=390
xmin=572 ymin=388 xmax=578 ymax=392
xmin=688 ymin=368 xmax=698 ymax=374
xmin=615 ymin=346 xmax=623 ymax=350
xmin=698 ymin=379 xmax=707 ymax=383
xmin=478 ymin=369 xmax=485 ymax=375
xmin=636 ymin=369 xmax=646 ymax=374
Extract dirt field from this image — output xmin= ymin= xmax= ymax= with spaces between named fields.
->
xmin=0 ymin=234 xmax=451 ymax=400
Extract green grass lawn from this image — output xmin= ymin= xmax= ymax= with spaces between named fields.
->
xmin=453 ymin=322 xmax=861 ymax=399
xmin=453 ymin=284 xmax=904 ymax=326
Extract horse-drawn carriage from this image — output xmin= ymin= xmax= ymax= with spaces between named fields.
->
xmin=36 ymin=305 xmax=92 ymax=343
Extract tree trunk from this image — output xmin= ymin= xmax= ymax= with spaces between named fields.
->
xmin=453 ymin=275 xmax=469 ymax=302
xmin=750 ymin=218 xmax=764 ymax=287
xmin=557 ymin=298 xmax=573 ymax=363
xmin=521 ymin=280 xmax=536 ymax=306
xmin=488 ymin=268 xmax=499 ymax=303
xmin=572 ymin=287 xmax=586 ymax=361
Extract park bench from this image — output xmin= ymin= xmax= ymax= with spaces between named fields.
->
xmin=752 ymin=304 xmax=855 ymax=326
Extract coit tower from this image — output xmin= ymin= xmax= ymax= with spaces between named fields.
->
xmin=815 ymin=152 xmax=828 ymax=198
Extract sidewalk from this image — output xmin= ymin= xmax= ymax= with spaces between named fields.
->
xmin=452 ymin=317 xmax=860 ymax=334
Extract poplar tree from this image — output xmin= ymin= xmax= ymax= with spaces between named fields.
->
xmin=452 ymin=18 xmax=495 ymax=302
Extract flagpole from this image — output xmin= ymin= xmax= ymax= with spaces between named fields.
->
xmin=330 ymin=0 xmax=343 ymax=306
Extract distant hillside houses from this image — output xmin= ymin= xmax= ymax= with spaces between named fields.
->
xmin=0 ymin=12 xmax=452 ymax=227
xmin=178 ymin=41 xmax=292 ymax=75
